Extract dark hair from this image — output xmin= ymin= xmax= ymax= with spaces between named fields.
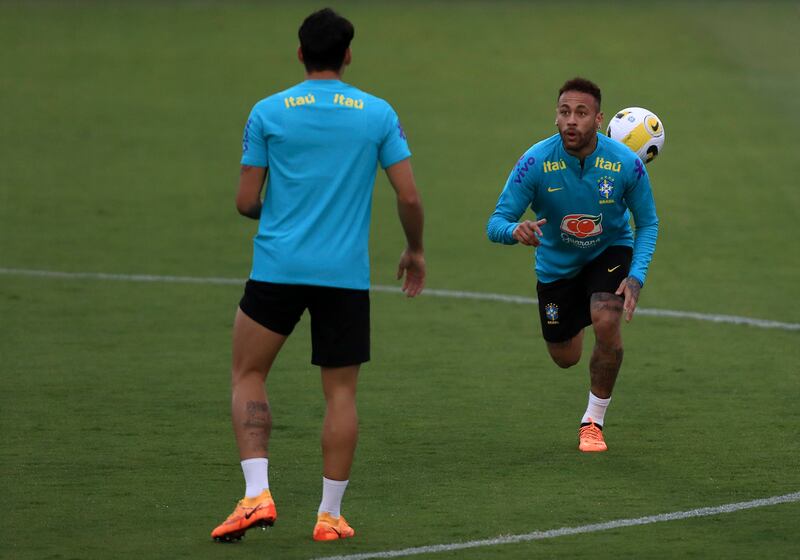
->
xmin=558 ymin=77 xmax=602 ymax=110
xmin=298 ymin=8 xmax=354 ymax=72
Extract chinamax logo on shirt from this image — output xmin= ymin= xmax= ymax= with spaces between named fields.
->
xmin=560 ymin=214 xmax=603 ymax=248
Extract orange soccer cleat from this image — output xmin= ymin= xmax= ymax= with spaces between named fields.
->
xmin=578 ymin=418 xmax=608 ymax=452
xmin=211 ymin=489 xmax=277 ymax=542
xmin=312 ymin=512 xmax=355 ymax=541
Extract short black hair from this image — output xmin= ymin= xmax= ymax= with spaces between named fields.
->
xmin=558 ymin=77 xmax=602 ymax=110
xmin=298 ymin=8 xmax=354 ymax=72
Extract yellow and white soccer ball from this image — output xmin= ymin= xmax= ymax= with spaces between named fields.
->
xmin=606 ymin=107 xmax=665 ymax=164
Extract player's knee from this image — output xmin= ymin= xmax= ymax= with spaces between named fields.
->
xmin=231 ymin=366 xmax=267 ymax=386
xmin=551 ymin=353 xmax=580 ymax=369
xmin=592 ymin=317 xmax=620 ymax=342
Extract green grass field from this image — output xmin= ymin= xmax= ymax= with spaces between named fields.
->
xmin=2 ymin=1 xmax=799 ymax=559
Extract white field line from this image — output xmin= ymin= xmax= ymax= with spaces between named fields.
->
xmin=3 ymin=266 xmax=798 ymax=554
xmin=1 ymin=267 xmax=799 ymax=332
xmin=313 ymin=491 xmax=800 ymax=560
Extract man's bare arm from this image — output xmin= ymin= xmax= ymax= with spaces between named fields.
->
xmin=236 ymin=165 xmax=267 ymax=219
xmin=385 ymin=159 xmax=425 ymax=297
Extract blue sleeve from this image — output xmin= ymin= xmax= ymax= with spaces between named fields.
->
xmin=625 ymin=159 xmax=659 ymax=285
xmin=240 ymin=105 xmax=268 ymax=167
xmin=487 ymin=152 xmax=538 ymax=244
xmin=378 ymin=105 xmax=411 ymax=169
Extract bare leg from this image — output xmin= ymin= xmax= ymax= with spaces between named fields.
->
xmin=546 ymin=329 xmax=585 ymax=369
xmin=320 ymin=366 xmax=360 ymax=480
xmin=231 ymin=308 xmax=287 ymax=460
xmin=589 ymin=293 xmax=624 ymax=398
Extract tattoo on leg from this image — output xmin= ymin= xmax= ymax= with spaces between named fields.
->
xmin=591 ymin=292 xmax=623 ymax=313
xmin=243 ymin=400 xmax=271 ymax=452
xmin=245 ymin=401 xmax=270 ymax=426
xmin=592 ymin=292 xmax=620 ymax=301
xmin=589 ymin=346 xmax=624 ymax=395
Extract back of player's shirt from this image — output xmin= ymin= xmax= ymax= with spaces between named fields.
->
xmin=241 ymin=80 xmax=410 ymax=290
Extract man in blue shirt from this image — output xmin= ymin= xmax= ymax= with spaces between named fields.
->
xmin=487 ymin=77 xmax=658 ymax=453
xmin=211 ymin=8 xmax=425 ymax=543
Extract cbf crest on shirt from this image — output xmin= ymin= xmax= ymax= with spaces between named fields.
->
xmin=487 ymin=133 xmax=658 ymax=285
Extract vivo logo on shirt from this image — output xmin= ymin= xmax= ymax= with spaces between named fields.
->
xmin=513 ymin=156 xmax=536 ymax=184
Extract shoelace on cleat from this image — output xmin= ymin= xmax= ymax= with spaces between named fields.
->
xmin=580 ymin=425 xmax=603 ymax=441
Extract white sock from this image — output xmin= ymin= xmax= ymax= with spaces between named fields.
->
xmin=318 ymin=477 xmax=349 ymax=518
xmin=581 ymin=392 xmax=611 ymax=427
xmin=241 ymin=458 xmax=269 ymax=498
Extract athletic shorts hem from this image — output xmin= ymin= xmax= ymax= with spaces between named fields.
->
xmin=536 ymin=246 xmax=632 ymax=343
xmin=239 ymin=280 xmax=370 ymax=367
xmin=311 ymin=355 xmax=370 ymax=368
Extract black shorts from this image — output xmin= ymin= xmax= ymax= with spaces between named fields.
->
xmin=239 ymin=280 xmax=370 ymax=368
xmin=536 ymin=245 xmax=632 ymax=343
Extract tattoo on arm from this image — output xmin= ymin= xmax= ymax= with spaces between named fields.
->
xmin=625 ymin=277 xmax=642 ymax=302
xmin=240 ymin=165 xmax=254 ymax=176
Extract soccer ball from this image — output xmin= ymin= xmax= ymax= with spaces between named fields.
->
xmin=606 ymin=107 xmax=665 ymax=164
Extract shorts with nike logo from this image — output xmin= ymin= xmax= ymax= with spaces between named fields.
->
xmin=536 ymin=245 xmax=632 ymax=343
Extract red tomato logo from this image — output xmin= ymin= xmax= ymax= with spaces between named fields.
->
xmin=560 ymin=214 xmax=603 ymax=238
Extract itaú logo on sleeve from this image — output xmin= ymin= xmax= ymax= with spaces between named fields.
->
xmin=560 ymin=214 xmax=603 ymax=239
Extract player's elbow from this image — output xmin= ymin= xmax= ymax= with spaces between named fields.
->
xmin=486 ymin=220 xmax=496 ymax=242
xmin=396 ymin=190 xmax=421 ymax=208
xmin=486 ymin=215 xmax=512 ymax=244
xmin=236 ymin=197 xmax=261 ymax=219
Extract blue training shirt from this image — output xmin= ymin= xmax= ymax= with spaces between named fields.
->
xmin=487 ymin=133 xmax=659 ymax=285
xmin=241 ymin=80 xmax=411 ymax=290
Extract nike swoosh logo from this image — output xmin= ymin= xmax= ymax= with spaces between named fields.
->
xmin=244 ymin=505 xmax=262 ymax=520
xmin=607 ymin=265 xmax=621 ymax=272
xmin=547 ymin=187 xmax=563 ymax=192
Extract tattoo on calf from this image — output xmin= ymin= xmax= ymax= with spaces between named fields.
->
xmin=243 ymin=400 xmax=271 ymax=452
xmin=244 ymin=400 xmax=271 ymax=428
xmin=590 ymin=347 xmax=624 ymax=386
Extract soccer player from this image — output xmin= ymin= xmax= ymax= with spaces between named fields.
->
xmin=211 ymin=8 xmax=425 ymax=543
xmin=487 ymin=77 xmax=658 ymax=453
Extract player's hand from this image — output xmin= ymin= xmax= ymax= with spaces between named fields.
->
xmin=396 ymin=248 xmax=425 ymax=297
xmin=512 ymin=218 xmax=547 ymax=246
xmin=615 ymin=276 xmax=642 ymax=322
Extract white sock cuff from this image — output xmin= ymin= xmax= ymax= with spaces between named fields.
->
xmin=319 ymin=477 xmax=349 ymax=517
xmin=241 ymin=458 xmax=269 ymax=497
xmin=589 ymin=392 xmax=611 ymax=405
xmin=323 ymin=476 xmax=349 ymax=487
xmin=582 ymin=392 xmax=612 ymax=426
